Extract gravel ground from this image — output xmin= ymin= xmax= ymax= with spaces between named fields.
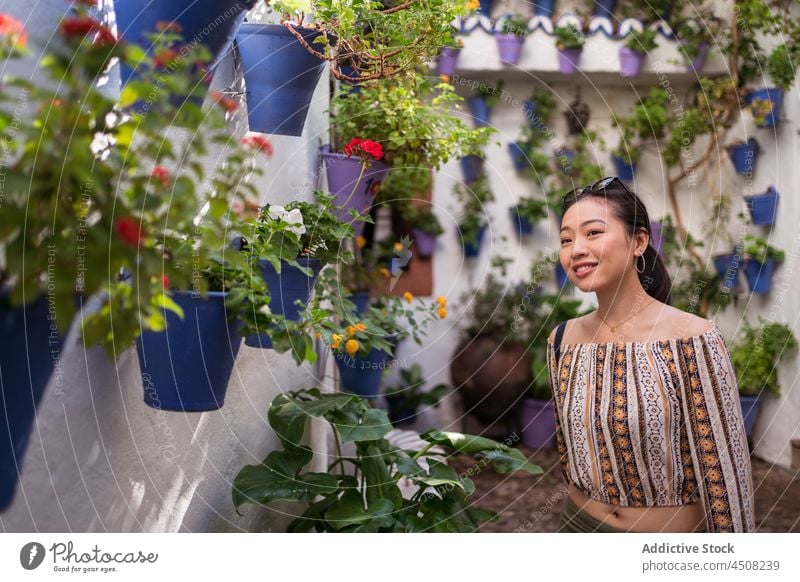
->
xmin=448 ymin=446 xmax=800 ymax=533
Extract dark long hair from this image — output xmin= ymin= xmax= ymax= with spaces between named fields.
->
xmin=561 ymin=181 xmax=672 ymax=304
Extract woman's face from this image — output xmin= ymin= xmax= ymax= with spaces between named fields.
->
xmin=558 ymin=197 xmax=647 ymax=292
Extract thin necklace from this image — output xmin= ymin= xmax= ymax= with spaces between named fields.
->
xmin=597 ymin=298 xmax=657 ymax=333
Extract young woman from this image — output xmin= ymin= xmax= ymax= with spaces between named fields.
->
xmin=548 ymin=177 xmax=755 ymax=533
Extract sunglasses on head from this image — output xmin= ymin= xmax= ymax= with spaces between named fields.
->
xmin=562 ymin=176 xmax=634 ymax=202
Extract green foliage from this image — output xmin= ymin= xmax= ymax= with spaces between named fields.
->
xmin=742 ymin=234 xmax=785 ymax=265
xmin=500 ymin=14 xmax=530 ymax=37
xmin=766 ymin=43 xmax=799 ymax=91
xmin=383 ymin=364 xmax=449 ymax=410
xmin=730 ymin=318 xmax=798 ymax=397
xmin=475 ymin=80 xmax=506 ymax=109
xmin=554 ymin=24 xmax=585 ymax=51
xmin=674 ymin=15 xmax=719 ymax=62
xmin=232 ymin=388 xmax=541 ymax=532
xmin=453 ymin=173 xmax=494 ymax=247
xmin=512 ymin=197 xmax=548 ymax=225
xmin=624 ymin=28 xmax=659 ymax=54
xmin=409 ymin=207 xmax=445 ymax=236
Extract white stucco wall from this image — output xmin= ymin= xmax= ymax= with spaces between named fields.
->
xmin=0 ymin=0 xmax=332 ymax=531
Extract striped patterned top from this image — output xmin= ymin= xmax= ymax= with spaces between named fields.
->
xmin=547 ymin=320 xmax=756 ymax=533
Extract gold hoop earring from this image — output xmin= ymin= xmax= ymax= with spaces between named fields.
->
xmin=635 ymin=254 xmax=646 ymax=274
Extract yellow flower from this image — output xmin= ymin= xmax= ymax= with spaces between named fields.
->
xmin=436 ymin=295 xmax=447 ymax=306
xmin=437 ymin=306 xmax=447 ymax=319
xmin=403 ymin=291 xmax=414 ymax=303
xmin=393 ymin=242 xmax=404 ymax=252
xmin=331 ymin=334 xmax=343 ymax=349
xmin=464 ymin=0 xmax=480 ymax=11
xmin=346 ymin=325 xmax=357 ymax=338
xmin=439 ymin=73 xmax=450 ymax=83
xmin=345 ymin=339 xmax=359 ymax=355
xmin=379 ymin=266 xmax=391 ymax=278
xmin=355 ymin=235 xmax=367 ymax=249
xmin=355 ymin=322 xmax=367 ymax=332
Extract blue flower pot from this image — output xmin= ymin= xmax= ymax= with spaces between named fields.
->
xmin=747 ymin=88 xmax=784 ymax=128
xmin=532 ymin=0 xmax=556 ymax=17
xmin=739 ymin=395 xmax=761 ymax=438
xmin=136 ymin=291 xmax=242 ymax=412
xmin=237 ymin=24 xmax=327 ymax=136
xmin=467 ymin=95 xmax=492 ymax=128
xmin=460 ymin=154 xmax=484 ymax=183
xmin=523 ymin=100 xmax=538 ymax=124
xmin=113 ymin=0 xmax=254 ymax=86
xmin=508 ymin=141 xmax=528 ymax=171
xmin=477 ymin=0 xmax=495 ymax=17
xmin=713 ymin=253 xmax=742 ymax=289
xmin=462 ymin=224 xmax=487 ymax=257
xmin=336 ymin=349 xmax=390 ymax=399
xmin=593 ymin=0 xmax=617 ymax=17
xmin=350 ymin=292 xmax=371 ymax=315
xmin=743 ymin=257 xmax=776 ymax=294
xmin=0 ymin=295 xmax=66 ymax=511
xmin=245 ymin=258 xmax=323 ymax=349
xmin=555 ymin=263 xmax=569 ymax=288
xmin=612 ymin=154 xmax=636 ymax=181
xmin=744 ymin=186 xmax=779 ymax=226
xmin=727 ymin=138 xmax=760 ymax=174
xmin=510 ymin=206 xmax=535 ymax=236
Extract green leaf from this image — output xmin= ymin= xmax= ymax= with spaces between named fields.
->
xmin=334 ymin=407 xmax=392 ymax=443
xmin=323 ymin=495 xmax=395 ymax=531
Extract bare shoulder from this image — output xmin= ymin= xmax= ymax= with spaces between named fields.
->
xmin=547 ymin=315 xmax=589 ymax=345
xmin=656 ymin=306 xmax=713 ymax=338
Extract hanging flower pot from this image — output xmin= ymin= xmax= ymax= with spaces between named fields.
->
xmin=619 ymin=47 xmax=646 ymax=77
xmin=113 ymin=0 xmax=257 ymax=86
xmin=554 ymin=262 xmax=569 ymax=288
xmin=496 ymin=33 xmax=525 ymax=65
xmin=412 ymin=228 xmax=438 ymax=258
xmin=508 ymin=141 xmax=528 ymax=172
xmin=612 ymin=154 xmax=636 ymax=180
xmin=136 ymin=291 xmax=242 ymax=412
xmin=523 ymin=99 xmax=537 ymax=124
xmin=0 ymin=294 xmax=66 ymax=511
xmin=744 ymin=185 xmax=779 ymax=226
xmin=519 ymin=398 xmax=556 ymax=448
xmin=237 ymin=23 xmax=328 ymax=137
xmin=747 ymin=88 xmax=784 ymax=128
xmin=727 ymin=138 xmax=760 ymax=174
xmin=509 ymin=205 xmax=535 ymax=236
xmin=682 ymin=41 xmax=708 ymax=73
xmin=335 ymin=349 xmax=390 ymax=399
xmin=245 ymin=258 xmax=323 ymax=349
xmin=593 ymin=0 xmax=618 ymax=17
xmin=557 ymin=47 xmax=582 ymax=74
xmin=743 ymin=257 xmax=776 ymax=294
xmin=467 ymin=95 xmax=492 ymax=127
xmin=460 ymin=154 xmax=485 ymax=183
xmin=320 ymin=144 xmax=390 ymax=236
xmin=713 ymin=252 xmax=741 ymax=290
xmin=437 ymin=46 xmax=461 ymax=77
xmin=739 ymin=394 xmax=761 ymax=438
xmin=532 ymin=0 xmax=556 ymax=17
xmin=461 ymin=223 xmax=487 ymax=257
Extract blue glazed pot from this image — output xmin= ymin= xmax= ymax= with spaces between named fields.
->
xmin=744 ymin=186 xmax=778 ymax=226
xmin=727 ymin=138 xmax=760 ymax=175
xmin=237 ymin=24 xmax=327 ymax=136
xmin=477 ymin=0 xmax=495 ymax=17
xmin=460 ymin=154 xmax=484 ymax=183
xmin=467 ymin=95 xmax=492 ymax=127
xmin=593 ymin=0 xmax=617 ymax=17
xmin=0 ymin=295 xmax=66 ymax=511
xmin=555 ymin=262 xmax=569 ymax=288
xmin=136 ymin=291 xmax=242 ymax=412
xmin=739 ymin=395 xmax=761 ymax=438
xmin=510 ymin=206 xmax=535 ymax=236
xmin=523 ymin=100 xmax=538 ymax=125
xmin=508 ymin=141 xmax=528 ymax=171
xmin=532 ymin=0 xmax=556 ymax=17
xmin=113 ymin=0 xmax=254 ymax=86
xmin=743 ymin=257 xmax=776 ymax=294
xmin=747 ymin=88 xmax=784 ymax=128
xmin=462 ymin=224 xmax=487 ymax=257
xmin=349 ymin=292 xmax=371 ymax=316
xmin=713 ymin=253 xmax=742 ymax=289
xmin=245 ymin=258 xmax=323 ymax=349
xmin=336 ymin=349 xmax=390 ymax=399
xmin=612 ymin=154 xmax=636 ymax=180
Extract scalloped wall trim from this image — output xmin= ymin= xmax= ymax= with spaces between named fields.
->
xmin=454 ymin=13 xmax=674 ymax=39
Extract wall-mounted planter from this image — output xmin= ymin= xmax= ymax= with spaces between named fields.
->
xmin=467 ymin=95 xmax=492 ymax=127
xmin=509 ymin=205 xmax=535 ymax=236
xmin=519 ymin=398 xmax=556 ymax=449
xmin=557 ymin=47 xmax=582 ymax=74
xmin=619 ymin=47 xmax=645 ymax=77
xmin=743 ymin=257 xmax=776 ymax=294
xmin=335 ymin=349 xmax=390 ymax=399
xmin=113 ymin=0 xmax=256 ymax=86
xmin=461 ymin=223 xmax=487 ymax=257
xmin=245 ymin=258 xmax=323 ymax=349
xmin=412 ymin=228 xmax=438 ymax=258
xmin=739 ymin=394 xmax=761 ymax=438
xmin=437 ymin=46 xmax=461 ymax=77
xmin=0 ymin=295 xmax=66 ymax=511
xmin=523 ymin=99 xmax=538 ymax=125
xmin=136 ymin=291 xmax=242 ymax=412
xmin=713 ymin=252 xmax=741 ymax=290
xmin=496 ymin=34 xmax=525 ymax=65
xmin=237 ymin=23 xmax=327 ymax=137
xmin=747 ymin=88 xmax=784 ymax=128
xmin=611 ymin=154 xmax=636 ymax=180
xmin=682 ymin=42 xmax=708 ymax=74
xmin=727 ymin=138 xmax=760 ymax=175
xmin=532 ymin=0 xmax=556 ymax=17
xmin=320 ymin=145 xmax=390 ymax=236
xmin=508 ymin=141 xmax=528 ymax=171
xmin=744 ymin=186 xmax=779 ymax=226
xmin=460 ymin=154 xmax=485 ymax=183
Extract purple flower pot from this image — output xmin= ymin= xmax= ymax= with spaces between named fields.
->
xmin=496 ymin=33 xmax=525 ymax=65
xmin=713 ymin=252 xmax=742 ymax=290
xmin=412 ymin=228 xmax=438 ymax=258
xmin=743 ymin=257 xmax=776 ymax=294
xmin=612 ymin=154 xmax=636 ymax=180
xmin=320 ymin=145 xmax=390 ymax=236
xmin=336 ymin=349 xmax=390 ymax=399
xmin=557 ymin=48 xmax=582 ymax=74
xmin=649 ymin=220 xmax=665 ymax=258
xmin=520 ymin=398 xmax=556 ymax=449
xmin=739 ymin=395 xmax=761 ymax=438
xmin=467 ymin=95 xmax=492 ymax=127
xmin=682 ymin=41 xmax=708 ymax=73
xmin=437 ymin=46 xmax=461 ymax=77
xmin=748 ymin=88 xmax=784 ymax=128
xmin=619 ymin=47 xmax=645 ymax=77
xmin=744 ymin=186 xmax=779 ymax=226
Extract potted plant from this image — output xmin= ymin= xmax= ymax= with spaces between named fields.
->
xmin=438 ymin=37 xmax=464 ymax=77
xmin=232 ymin=388 xmax=542 ymax=532
xmin=523 ymin=86 xmax=556 ymax=128
xmin=730 ymin=318 xmax=798 ymax=437
xmin=674 ymin=16 xmax=718 ymax=73
xmin=467 ymin=80 xmax=505 ymax=127
xmin=727 ymin=137 xmax=761 ymax=175
xmin=461 ymin=153 xmax=485 ymax=183
xmin=619 ymin=28 xmax=658 ymax=77
xmin=454 ymin=174 xmax=494 ymax=257
xmin=611 ymin=127 xmax=641 ymax=180
xmin=563 ymin=95 xmax=591 ymax=135
xmin=744 ymin=185 xmax=779 ymax=226
xmin=409 ymin=208 xmax=445 ymax=259
xmin=747 ymin=42 xmax=799 ymax=128
xmin=554 ymin=24 xmax=585 ymax=74
xmin=496 ymin=14 xmax=529 ymax=65
xmin=742 ymin=234 xmax=784 ymax=294
xmin=382 ymin=364 xmax=449 ymax=426
xmin=508 ymin=140 xmax=530 ymax=172
xmin=510 ymin=197 xmax=548 ymax=237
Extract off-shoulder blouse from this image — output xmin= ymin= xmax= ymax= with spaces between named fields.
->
xmin=547 ymin=320 xmax=756 ymax=533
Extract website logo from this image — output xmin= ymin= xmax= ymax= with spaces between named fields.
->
xmin=20 ymin=542 xmax=46 ymax=570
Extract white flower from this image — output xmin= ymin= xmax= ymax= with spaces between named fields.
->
xmin=267 ymin=205 xmax=286 ymax=221
xmin=285 ymin=208 xmax=306 ymax=236
xmin=258 ymin=304 xmax=272 ymax=315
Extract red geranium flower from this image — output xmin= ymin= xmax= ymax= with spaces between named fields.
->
xmin=150 ymin=166 xmax=170 ymax=188
xmin=0 ymin=13 xmax=28 ymax=48
xmin=240 ymin=134 xmax=274 ymax=157
xmin=116 ymin=217 xmax=144 ymax=247
xmin=343 ymin=138 xmax=384 ymax=161
xmin=155 ymin=21 xmax=182 ymax=34
xmin=153 ymin=48 xmax=179 ymax=70
xmin=210 ymin=90 xmax=238 ymax=113
xmin=161 ymin=274 xmax=170 ymax=289
xmin=59 ymin=16 xmax=117 ymax=47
